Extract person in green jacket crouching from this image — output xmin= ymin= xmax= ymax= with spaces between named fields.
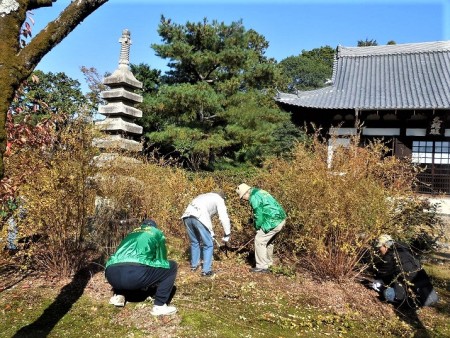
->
xmin=105 ymin=219 xmax=178 ymax=316
xmin=237 ymin=183 xmax=287 ymax=273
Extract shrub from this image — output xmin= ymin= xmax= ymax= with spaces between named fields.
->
xmin=87 ymin=158 xmax=255 ymax=262
xmin=88 ymin=158 xmax=198 ymax=259
xmin=15 ymin=116 xmax=99 ymax=275
xmin=256 ymin=136 xmax=440 ymax=280
xmin=4 ymin=117 xmax=443 ymax=281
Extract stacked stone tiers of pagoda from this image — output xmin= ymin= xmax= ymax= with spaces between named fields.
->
xmin=94 ymin=29 xmax=143 ymax=152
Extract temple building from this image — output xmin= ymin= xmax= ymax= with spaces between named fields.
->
xmin=276 ymin=41 xmax=450 ymax=195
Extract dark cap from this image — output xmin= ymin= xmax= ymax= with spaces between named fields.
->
xmin=213 ymin=190 xmax=226 ymax=200
xmin=141 ymin=219 xmax=158 ymax=228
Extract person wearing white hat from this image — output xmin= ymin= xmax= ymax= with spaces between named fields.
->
xmin=373 ymin=234 xmax=438 ymax=308
xmin=237 ymin=183 xmax=286 ymax=273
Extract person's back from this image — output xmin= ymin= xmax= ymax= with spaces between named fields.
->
xmin=248 ymin=188 xmax=286 ymax=233
xmin=393 ymin=242 xmax=421 ymax=279
xmin=106 ymin=225 xmax=169 ymax=269
xmin=182 ymin=192 xmax=230 ymax=236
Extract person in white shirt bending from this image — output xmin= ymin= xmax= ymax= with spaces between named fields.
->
xmin=181 ymin=191 xmax=231 ymax=277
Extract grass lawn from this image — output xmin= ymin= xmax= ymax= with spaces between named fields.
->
xmin=1 ymin=252 xmax=449 ymax=338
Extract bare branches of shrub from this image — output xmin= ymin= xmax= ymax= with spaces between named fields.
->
xmin=258 ymin=136 xmax=438 ymax=280
xmin=12 ymin=115 xmax=98 ymax=276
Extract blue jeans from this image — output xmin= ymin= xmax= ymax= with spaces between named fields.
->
xmin=383 ymin=287 xmax=396 ymax=302
xmin=183 ymin=216 xmax=214 ymax=273
xmin=383 ymin=282 xmax=406 ymax=303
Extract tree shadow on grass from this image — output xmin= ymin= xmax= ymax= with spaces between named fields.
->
xmin=0 ymin=264 xmax=30 ymax=292
xmin=394 ymin=306 xmax=431 ymax=338
xmin=12 ymin=264 xmax=102 ymax=338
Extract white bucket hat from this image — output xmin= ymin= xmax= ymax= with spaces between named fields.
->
xmin=237 ymin=183 xmax=251 ymax=199
xmin=376 ymin=234 xmax=394 ymax=248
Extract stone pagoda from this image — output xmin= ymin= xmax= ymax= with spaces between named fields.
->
xmin=93 ymin=29 xmax=143 ymax=153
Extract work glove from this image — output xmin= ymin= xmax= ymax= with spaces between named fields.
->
xmin=371 ymin=279 xmax=384 ymax=292
xmin=222 ymin=235 xmax=230 ymax=243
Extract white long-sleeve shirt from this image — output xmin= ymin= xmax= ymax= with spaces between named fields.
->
xmin=181 ymin=192 xmax=231 ymax=237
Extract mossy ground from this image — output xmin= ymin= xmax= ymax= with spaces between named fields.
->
xmin=1 ymin=251 xmax=449 ymax=338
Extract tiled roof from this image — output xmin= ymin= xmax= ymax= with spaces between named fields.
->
xmin=276 ymin=41 xmax=450 ymax=110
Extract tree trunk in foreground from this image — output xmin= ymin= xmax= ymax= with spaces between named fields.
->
xmin=0 ymin=0 xmax=109 ymax=179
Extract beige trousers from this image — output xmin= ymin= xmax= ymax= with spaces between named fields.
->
xmin=254 ymin=220 xmax=286 ymax=269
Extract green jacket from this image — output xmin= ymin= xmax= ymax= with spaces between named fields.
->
xmin=249 ymin=188 xmax=286 ymax=233
xmin=106 ymin=225 xmax=170 ymax=269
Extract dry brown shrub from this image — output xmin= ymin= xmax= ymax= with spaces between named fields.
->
xmin=89 ymin=158 xmax=253 ymax=261
xmin=6 ymin=117 xmax=441 ymax=283
xmin=257 ymin=135 xmax=435 ymax=280
xmin=13 ymin=116 xmax=99 ymax=275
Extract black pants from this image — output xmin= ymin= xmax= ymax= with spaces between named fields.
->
xmin=105 ymin=260 xmax=177 ymax=306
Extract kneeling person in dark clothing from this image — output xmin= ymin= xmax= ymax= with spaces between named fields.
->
xmin=373 ymin=234 xmax=438 ymax=308
xmin=105 ymin=219 xmax=178 ymax=316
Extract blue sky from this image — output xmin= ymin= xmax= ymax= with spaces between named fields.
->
xmin=33 ymin=0 xmax=449 ymax=92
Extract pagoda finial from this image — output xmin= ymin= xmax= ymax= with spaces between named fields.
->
xmin=118 ymin=29 xmax=131 ymax=67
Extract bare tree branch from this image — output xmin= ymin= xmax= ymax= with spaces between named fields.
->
xmin=27 ymin=0 xmax=56 ymax=11
xmin=0 ymin=0 xmax=109 ymax=178
xmin=19 ymin=0 xmax=109 ymax=74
